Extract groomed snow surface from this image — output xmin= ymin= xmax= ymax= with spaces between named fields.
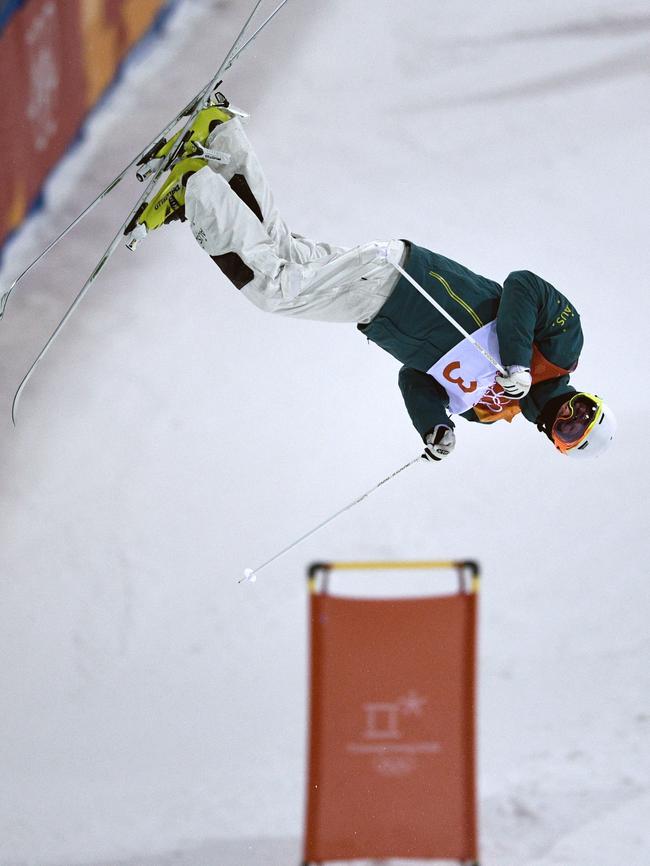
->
xmin=1 ymin=0 xmax=649 ymax=864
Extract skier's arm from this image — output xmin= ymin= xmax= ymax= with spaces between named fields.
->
xmin=497 ymin=269 xmax=583 ymax=375
xmin=497 ymin=270 xmax=555 ymax=367
xmin=398 ymin=367 xmax=454 ymax=439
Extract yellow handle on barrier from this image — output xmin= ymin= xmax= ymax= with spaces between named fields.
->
xmin=308 ymin=560 xmax=480 ymax=594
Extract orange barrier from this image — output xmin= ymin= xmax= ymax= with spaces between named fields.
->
xmin=0 ymin=0 xmax=170 ymax=250
xmin=303 ymin=560 xmax=480 ymax=865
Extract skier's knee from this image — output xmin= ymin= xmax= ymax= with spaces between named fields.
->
xmin=210 ymin=253 xmax=255 ymax=289
xmin=228 ymin=173 xmax=263 ymax=223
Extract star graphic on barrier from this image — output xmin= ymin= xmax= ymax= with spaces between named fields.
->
xmin=399 ymin=691 xmax=427 ymax=716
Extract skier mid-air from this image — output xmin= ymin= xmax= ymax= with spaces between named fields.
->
xmin=132 ymin=97 xmax=616 ymax=463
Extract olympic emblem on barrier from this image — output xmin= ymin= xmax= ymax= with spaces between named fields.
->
xmin=346 ymin=691 xmax=441 ymax=777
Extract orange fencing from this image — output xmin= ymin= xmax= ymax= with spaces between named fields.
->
xmin=303 ymin=561 xmax=480 ymax=865
xmin=0 ymin=0 xmax=171 ymax=250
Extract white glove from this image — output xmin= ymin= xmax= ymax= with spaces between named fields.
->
xmin=495 ymin=365 xmax=532 ymax=399
xmin=422 ymin=425 xmax=456 ymax=462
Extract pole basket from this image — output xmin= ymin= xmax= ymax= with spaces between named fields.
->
xmin=302 ymin=560 xmax=481 ymax=865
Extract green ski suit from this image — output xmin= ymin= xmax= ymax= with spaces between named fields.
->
xmin=358 ymin=242 xmax=584 ymax=439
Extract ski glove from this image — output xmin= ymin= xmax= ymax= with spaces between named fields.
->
xmin=422 ymin=425 xmax=456 ymax=463
xmin=495 ymin=365 xmax=532 ymax=399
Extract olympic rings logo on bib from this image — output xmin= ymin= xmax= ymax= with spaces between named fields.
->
xmin=475 ymin=383 xmax=516 ymax=414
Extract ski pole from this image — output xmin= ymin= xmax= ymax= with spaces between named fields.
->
xmin=392 ymin=262 xmax=506 ymax=376
xmin=239 ymin=455 xmax=422 ymax=583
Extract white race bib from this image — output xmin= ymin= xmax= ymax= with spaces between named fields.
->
xmin=427 ymin=321 xmax=503 ymax=414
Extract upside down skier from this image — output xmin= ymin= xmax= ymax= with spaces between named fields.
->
xmin=132 ymin=98 xmax=616 ymax=462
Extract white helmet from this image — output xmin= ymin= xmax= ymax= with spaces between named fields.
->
xmin=551 ymin=393 xmax=617 ymax=459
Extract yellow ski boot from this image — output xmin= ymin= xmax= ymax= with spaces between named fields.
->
xmin=125 ymin=94 xmax=247 ymax=249
xmin=134 ymin=93 xmax=246 ymax=181
xmin=125 ymin=156 xmax=207 ymax=249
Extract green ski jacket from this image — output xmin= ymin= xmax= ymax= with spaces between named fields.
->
xmin=358 ymin=242 xmax=584 ymax=439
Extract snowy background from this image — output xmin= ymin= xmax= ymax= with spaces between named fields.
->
xmin=1 ymin=0 xmax=649 ymax=864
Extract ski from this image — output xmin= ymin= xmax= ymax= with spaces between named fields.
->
xmin=0 ymin=85 xmax=220 ymax=321
xmin=11 ymin=0 xmax=291 ymax=424
xmin=0 ymin=1 xmax=267 ymax=321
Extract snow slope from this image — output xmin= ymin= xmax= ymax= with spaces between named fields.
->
xmin=0 ymin=1 xmax=649 ymax=864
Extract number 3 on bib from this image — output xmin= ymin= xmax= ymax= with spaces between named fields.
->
xmin=443 ymin=361 xmax=478 ymax=394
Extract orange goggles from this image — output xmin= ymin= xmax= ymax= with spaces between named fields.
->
xmin=551 ymin=392 xmax=603 ymax=453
